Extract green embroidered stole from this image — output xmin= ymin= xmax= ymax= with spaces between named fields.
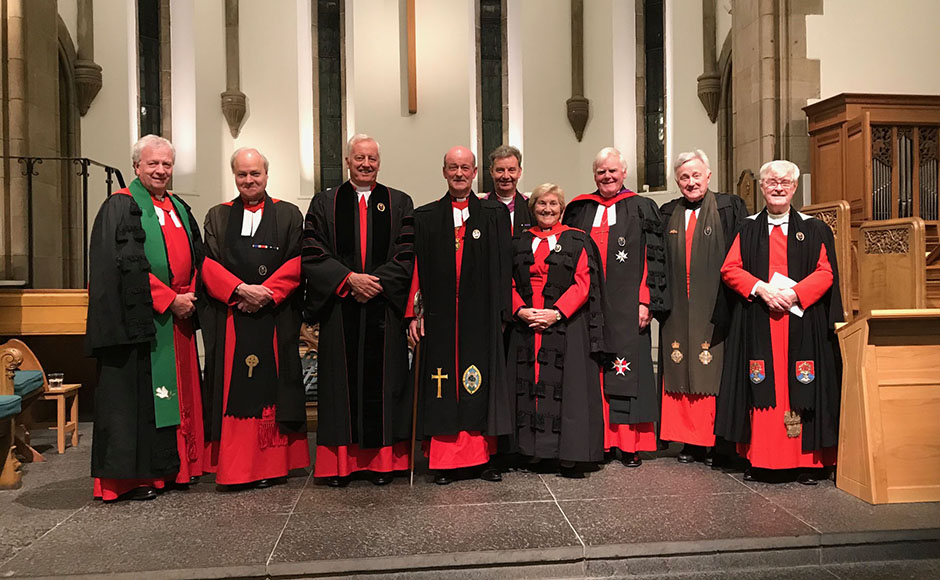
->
xmin=129 ymin=178 xmax=194 ymax=428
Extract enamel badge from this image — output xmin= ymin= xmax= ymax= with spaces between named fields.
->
xmin=699 ymin=341 xmax=712 ymax=365
xmin=615 ymin=250 xmax=628 ymax=263
xmin=463 ymin=365 xmax=482 ymax=395
xmin=796 ymin=360 xmax=815 ymax=384
xmin=472 ymin=229 xmax=481 ymax=239
xmin=612 ymin=357 xmax=631 ymax=376
xmin=258 ymin=265 xmax=268 ymax=276
xmin=669 ymin=229 xmax=678 ymax=235
xmin=377 ymin=202 xmax=386 ymax=212
xmin=618 ymin=236 xmax=626 ymax=247
xmin=554 ymin=244 xmax=562 ymax=253
xmin=796 ymin=232 xmax=805 ymax=241
xmin=749 ymin=360 xmax=766 ymax=384
xmin=670 ymin=341 xmax=683 ymax=363
xmin=704 ymin=226 xmax=713 ymax=236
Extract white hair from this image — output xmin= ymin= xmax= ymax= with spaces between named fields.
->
xmin=759 ymin=160 xmax=800 ymax=181
xmin=132 ymin=135 xmax=175 ymax=164
xmin=346 ymin=134 xmax=381 ymax=157
xmin=593 ymin=147 xmax=628 ymax=172
xmin=673 ymin=150 xmax=710 ymax=174
xmin=230 ymin=147 xmax=269 ymax=172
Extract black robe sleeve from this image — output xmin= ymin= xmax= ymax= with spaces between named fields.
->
xmin=85 ymin=194 xmax=154 ymax=354
xmin=301 ymin=190 xmax=352 ymax=321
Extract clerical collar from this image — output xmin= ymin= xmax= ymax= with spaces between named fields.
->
xmin=767 ymin=210 xmax=789 ymax=225
xmin=685 ymin=198 xmax=704 ymax=211
xmin=495 ymin=192 xmax=514 ymax=203
xmin=450 ymin=194 xmax=470 ymax=202
xmin=354 ymin=184 xmax=373 ymax=194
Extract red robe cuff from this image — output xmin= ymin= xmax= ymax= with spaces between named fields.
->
xmin=792 ymin=243 xmax=833 ymax=308
xmin=149 ymin=273 xmax=177 ymax=313
xmin=554 ymin=248 xmax=590 ymax=318
xmin=721 ymin=235 xmax=761 ymax=298
xmin=262 ymin=256 xmax=301 ymax=305
xmin=405 ymin=260 xmax=420 ymax=318
xmin=201 ymin=257 xmax=243 ymax=305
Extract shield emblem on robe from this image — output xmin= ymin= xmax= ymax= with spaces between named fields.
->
xmin=795 ymin=360 xmax=815 ymax=384
xmin=463 ymin=365 xmax=482 ymax=395
xmin=749 ymin=360 xmax=766 ymax=384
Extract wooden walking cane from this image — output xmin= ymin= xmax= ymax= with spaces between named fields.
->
xmin=409 ymin=291 xmax=423 ymax=487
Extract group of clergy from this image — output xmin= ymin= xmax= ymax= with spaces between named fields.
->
xmin=85 ymin=132 xmax=843 ymax=502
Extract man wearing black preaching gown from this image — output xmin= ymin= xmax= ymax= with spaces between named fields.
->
xmin=563 ymin=147 xmax=670 ymax=468
xmin=200 ymin=147 xmax=309 ymax=490
xmin=407 ymin=145 xmax=513 ymax=485
xmin=303 ymin=134 xmax=415 ymax=487
xmin=87 ymin=135 xmax=205 ymax=502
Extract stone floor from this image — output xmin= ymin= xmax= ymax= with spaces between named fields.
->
xmin=0 ymin=424 xmax=938 ymax=579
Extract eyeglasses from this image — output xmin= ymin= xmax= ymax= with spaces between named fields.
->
xmin=762 ymin=178 xmax=795 ymax=188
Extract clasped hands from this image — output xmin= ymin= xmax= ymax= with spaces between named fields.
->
xmin=754 ymin=281 xmax=799 ymax=313
xmin=235 ymin=283 xmax=273 ymax=313
xmin=517 ymin=307 xmax=558 ymax=332
xmin=347 ymin=272 xmax=383 ymax=304
xmin=169 ymin=292 xmax=197 ymax=319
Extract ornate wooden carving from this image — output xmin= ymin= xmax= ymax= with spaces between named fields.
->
xmin=864 ymin=228 xmax=911 ymax=255
xmin=872 ymin=126 xmax=893 ymax=166
xmin=812 ymin=209 xmax=838 ymax=234
xmin=920 ymin=126 xmax=938 ymax=162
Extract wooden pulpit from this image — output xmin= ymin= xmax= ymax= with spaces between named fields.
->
xmin=836 ymin=309 xmax=940 ymax=504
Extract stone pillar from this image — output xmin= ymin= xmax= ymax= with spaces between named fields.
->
xmin=730 ymin=0 xmax=821 ymax=205
xmin=74 ymin=0 xmax=103 ymax=115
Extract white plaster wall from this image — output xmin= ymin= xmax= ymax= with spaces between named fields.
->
xmin=56 ymin=0 xmax=77 ymax=47
xmin=348 ymin=0 xmax=477 ymax=207
xmin=665 ymin=0 xmax=718 ymax=190
xmin=806 ymin=0 xmax=940 ymax=103
xmin=79 ymin=0 xmax=136 ymax=211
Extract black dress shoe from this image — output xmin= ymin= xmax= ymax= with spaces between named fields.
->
xmin=434 ymin=472 xmax=454 ymax=485
xmin=797 ymin=471 xmax=818 ymax=486
xmin=255 ymin=477 xmax=286 ymax=489
xmin=743 ymin=468 xmax=755 ymax=481
xmin=108 ymin=486 xmax=157 ymax=503
xmin=624 ymin=453 xmax=642 ymax=468
xmin=325 ymin=476 xmax=349 ymax=488
xmin=558 ymin=465 xmax=585 ymax=479
xmin=371 ymin=473 xmax=393 ymax=486
xmin=480 ymin=468 xmax=502 ymax=482
xmin=189 ymin=476 xmax=200 ymax=484
xmin=677 ymin=453 xmax=695 ymax=464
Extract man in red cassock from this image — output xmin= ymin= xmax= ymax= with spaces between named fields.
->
xmin=563 ymin=147 xmax=669 ymax=468
xmin=302 ymin=134 xmax=415 ymax=487
xmin=199 ymin=147 xmax=310 ymax=489
xmin=87 ymin=135 xmax=205 ymax=502
xmin=659 ymin=150 xmax=746 ymax=467
xmin=407 ymin=146 xmax=513 ymax=485
xmin=716 ymin=160 xmax=843 ymax=485
xmin=483 ymin=145 xmax=533 ymax=234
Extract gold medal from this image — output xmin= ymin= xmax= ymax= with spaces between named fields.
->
xmin=698 ymin=341 xmax=713 ymax=365
xmin=670 ymin=341 xmax=683 ymax=364
xmin=377 ymin=202 xmax=386 ymax=212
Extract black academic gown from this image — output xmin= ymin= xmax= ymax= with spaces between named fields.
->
xmin=508 ymin=227 xmax=607 ymax=462
xmin=86 ymin=191 xmax=203 ymax=479
xmin=199 ymin=196 xmax=307 ymax=443
xmin=563 ymin=192 xmax=669 ymax=425
xmin=486 ymin=191 xmax=534 ymax=233
xmin=412 ymin=192 xmax=513 ymax=438
xmin=302 ymin=182 xmax=415 ymax=448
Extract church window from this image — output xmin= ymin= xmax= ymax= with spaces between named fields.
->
xmin=315 ymin=0 xmax=345 ymax=190
xmin=643 ymin=0 xmax=666 ymax=189
xmin=137 ymin=0 xmax=163 ymax=137
xmin=478 ymin=0 xmax=505 ymax=193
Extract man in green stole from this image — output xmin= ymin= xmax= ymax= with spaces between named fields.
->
xmin=87 ymin=135 xmax=206 ymax=502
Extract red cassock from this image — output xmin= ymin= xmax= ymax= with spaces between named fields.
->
xmin=200 ymin=201 xmax=310 ymax=485
xmin=314 ymin=192 xmax=410 ymax=478
xmin=721 ymin=225 xmax=837 ymax=469
xmin=95 ymin=192 xmax=205 ymax=501
xmin=406 ymin=197 xmax=496 ymax=469
xmin=660 ymin=209 xmax=716 ymax=447
xmin=586 ymin=196 xmax=657 ymax=453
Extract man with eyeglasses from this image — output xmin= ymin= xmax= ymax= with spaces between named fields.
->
xmin=406 ymin=146 xmax=513 ymax=485
xmin=716 ymin=160 xmax=843 ymax=485
xmin=659 ymin=150 xmax=747 ymax=468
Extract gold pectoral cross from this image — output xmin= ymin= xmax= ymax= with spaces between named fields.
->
xmin=431 ymin=367 xmax=448 ymax=398
xmin=245 ymin=354 xmax=259 ymax=378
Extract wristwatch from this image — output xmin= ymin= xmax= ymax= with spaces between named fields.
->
xmin=554 ymin=309 xmax=562 ymax=322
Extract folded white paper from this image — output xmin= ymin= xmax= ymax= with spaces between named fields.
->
xmin=770 ymin=272 xmax=803 ymax=317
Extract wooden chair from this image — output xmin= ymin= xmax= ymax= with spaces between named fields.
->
xmin=0 ymin=339 xmax=49 ymax=463
xmin=0 ymin=344 xmax=25 ymax=488
xmin=802 ymin=200 xmax=853 ymax=321
xmin=857 ymin=218 xmax=927 ymax=315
